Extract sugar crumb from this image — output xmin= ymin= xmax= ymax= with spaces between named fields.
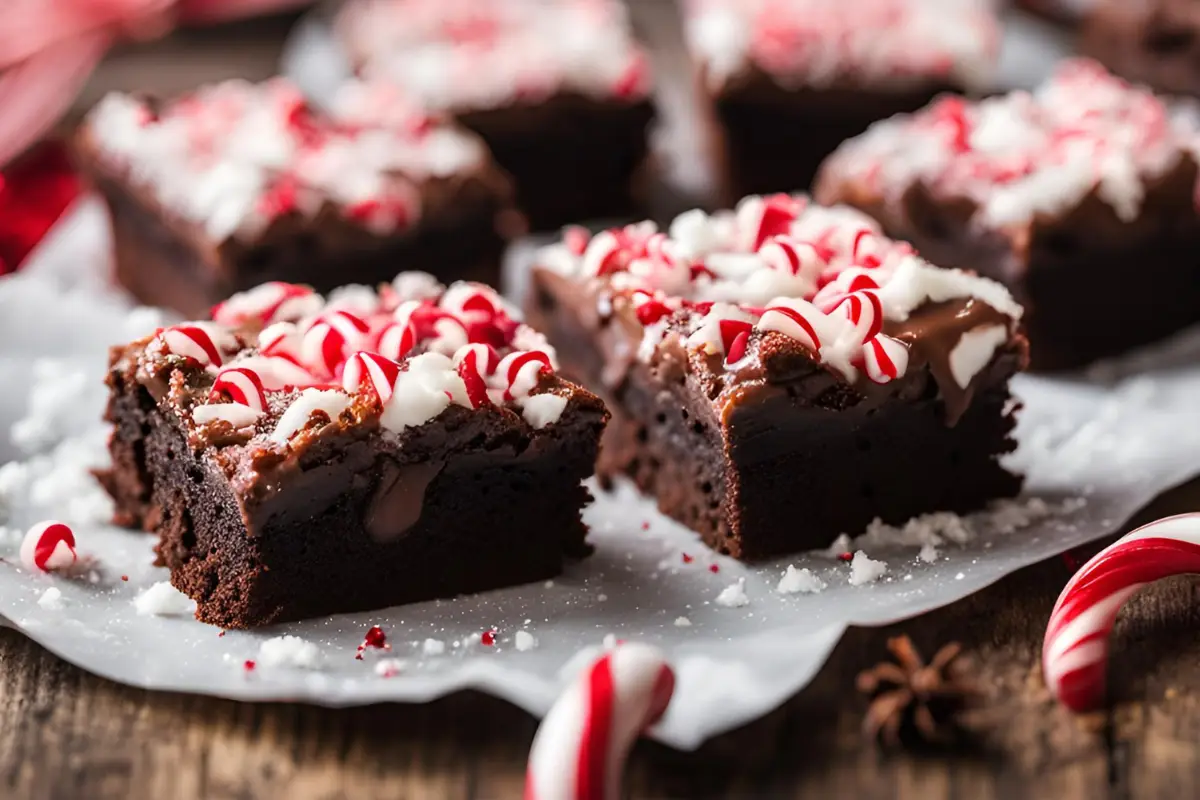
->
xmin=514 ymin=630 xmax=537 ymax=651
xmin=422 ymin=638 xmax=446 ymax=656
xmin=777 ymin=565 xmax=826 ymax=595
xmin=848 ymin=551 xmax=888 ymax=586
xmin=918 ymin=543 xmax=940 ymax=563
xmin=258 ymin=635 xmax=321 ymax=669
xmin=715 ymin=578 xmax=750 ymax=607
xmin=133 ymin=581 xmax=194 ymax=616
xmin=37 ymin=587 xmax=65 ymax=610
xmin=674 ymin=616 xmax=692 ymax=627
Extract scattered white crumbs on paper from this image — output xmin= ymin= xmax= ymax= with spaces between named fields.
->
xmin=421 ymin=638 xmax=446 ymax=656
xmin=674 ymin=616 xmax=692 ymax=628
xmin=374 ymin=658 xmax=406 ymax=678
xmin=955 ymin=572 xmax=966 ymax=580
xmin=37 ymin=587 xmax=65 ymax=610
xmin=11 ymin=361 xmax=91 ymax=453
xmin=258 ymin=635 xmax=321 ymax=669
xmin=848 ymin=551 xmax=888 ymax=586
xmin=715 ymin=578 xmax=750 ymax=607
xmin=918 ymin=543 xmax=940 ymax=563
xmin=777 ymin=565 xmax=826 ymax=595
xmin=133 ymin=581 xmax=194 ymax=616
xmin=514 ymin=630 xmax=537 ymax=651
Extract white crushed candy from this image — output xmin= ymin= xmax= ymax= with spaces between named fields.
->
xmin=674 ymin=616 xmax=692 ymax=628
xmin=956 ymin=572 xmax=966 ymax=580
xmin=258 ymin=635 xmax=322 ymax=669
xmin=374 ymin=658 xmax=407 ymax=677
xmin=818 ymin=534 xmax=854 ymax=558
xmin=949 ymin=325 xmax=1009 ymax=389
xmin=193 ymin=403 xmax=263 ymax=428
xmin=514 ymin=631 xmax=537 ymax=652
xmin=520 ymin=393 xmax=568 ymax=429
xmin=270 ymin=389 xmax=351 ymax=443
xmin=133 ymin=581 xmax=195 ymax=617
xmin=421 ymin=638 xmax=446 ymax=656
xmin=918 ymin=543 xmax=941 ymax=563
xmin=777 ymin=565 xmax=827 ymax=595
xmin=381 ymin=353 xmax=460 ymax=432
xmin=37 ymin=587 xmax=65 ymax=610
xmin=848 ymin=551 xmax=889 ymax=586
xmin=715 ymin=577 xmax=750 ymax=607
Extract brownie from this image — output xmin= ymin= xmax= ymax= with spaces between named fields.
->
xmin=685 ymin=0 xmax=1000 ymax=202
xmin=1082 ymin=0 xmax=1200 ymax=96
xmin=526 ymin=195 xmax=1027 ymax=559
xmin=816 ymin=59 xmax=1200 ymax=370
xmin=334 ymin=0 xmax=655 ymax=230
xmin=97 ymin=273 xmax=608 ymax=628
xmin=74 ymin=79 xmax=521 ymax=319
xmin=1018 ymin=0 xmax=1096 ymax=25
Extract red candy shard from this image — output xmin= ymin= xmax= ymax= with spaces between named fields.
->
xmin=681 ymin=553 xmax=693 ymax=564
xmin=481 ymin=629 xmax=497 ymax=646
xmin=718 ymin=319 xmax=753 ymax=362
xmin=364 ymin=625 xmax=387 ymax=649
xmin=243 ymin=660 xmax=256 ymax=672
xmin=709 ymin=564 xmax=719 ymax=573
xmin=752 ymin=193 xmax=802 ymax=249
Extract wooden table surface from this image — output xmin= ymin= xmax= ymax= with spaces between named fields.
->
xmin=14 ymin=9 xmax=1200 ymax=800
xmin=4 ymin=477 xmax=1200 ymax=800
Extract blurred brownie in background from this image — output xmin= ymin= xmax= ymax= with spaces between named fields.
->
xmin=335 ymin=0 xmax=655 ymax=230
xmin=685 ymin=0 xmax=1000 ymax=202
xmin=74 ymin=78 xmax=519 ymax=318
xmin=1016 ymin=0 xmax=1096 ymax=25
xmin=817 ymin=59 xmax=1200 ymax=370
xmin=1082 ymin=0 xmax=1200 ymax=96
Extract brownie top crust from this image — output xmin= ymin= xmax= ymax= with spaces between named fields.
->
xmin=818 ymin=59 xmax=1200 ymax=234
xmin=686 ymin=0 xmax=998 ymax=95
xmin=110 ymin=273 xmax=603 ymax=499
xmin=534 ymin=194 xmax=1025 ymax=424
xmin=335 ymin=0 xmax=650 ymax=112
xmin=78 ymin=78 xmax=507 ymax=244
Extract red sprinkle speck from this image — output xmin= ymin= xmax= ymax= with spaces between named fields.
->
xmin=218 ymin=631 xmax=226 ymax=638
xmin=681 ymin=553 xmax=694 ymax=564
xmin=120 ymin=575 xmax=129 ymax=582
xmin=364 ymin=625 xmax=387 ymax=649
xmin=641 ymin=521 xmax=650 ymax=531
xmin=709 ymin=564 xmax=719 ymax=573
xmin=243 ymin=660 xmax=256 ymax=672
xmin=481 ymin=629 xmax=496 ymax=646
xmin=838 ymin=552 xmax=854 ymax=562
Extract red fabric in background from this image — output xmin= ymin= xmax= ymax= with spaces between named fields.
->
xmin=0 ymin=140 xmax=81 ymax=275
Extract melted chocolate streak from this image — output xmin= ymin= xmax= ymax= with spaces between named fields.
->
xmin=584 ymin=282 xmax=1011 ymax=429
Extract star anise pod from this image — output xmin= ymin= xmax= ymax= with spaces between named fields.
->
xmin=856 ymin=635 xmax=975 ymax=746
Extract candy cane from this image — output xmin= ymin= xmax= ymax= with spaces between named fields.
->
xmin=525 ymin=643 xmax=675 ymax=800
xmin=20 ymin=520 xmax=76 ymax=573
xmin=1043 ymin=514 xmax=1200 ymax=712
xmin=159 ymin=323 xmax=227 ymax=368
xmin=499 ymin=350 xmax=552 ymax=401
xmin=343 ymin=351 xmax=401 ymax=404
xmin=861 ymin=335 xmax=909 ymax=384
xmin=718 ymin=318 xmax=753 ymax=364
xmin=211 ymin=281 xmax=320 ymax=326
xmin=211 ymin=366 xmax=268 ymax=411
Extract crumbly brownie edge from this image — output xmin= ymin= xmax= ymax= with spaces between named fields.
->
xmin=459 ymin=96 xmax=655 ymax=230
xmin=101 ymin=351 xmax=608 ymax=628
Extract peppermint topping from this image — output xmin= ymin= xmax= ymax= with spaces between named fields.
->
xmin=822 ymin=60 xmax=1200 ymax=230
xmin=142 ymin=274 xmax=569 ymax=447
xmin=85 ymin=78 xmax=486 ymax=242
xmin=536 ymin=195 xmax=1021 ymax=386
xmin=20 ymin=520 xmax=77 ymax=573
xmin=337 ymin=0 xmax=649 ymax=110
xmin=686 ymin=0 xmax=998 ymax=93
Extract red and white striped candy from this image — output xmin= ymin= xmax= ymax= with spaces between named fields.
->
xmin=580 ymin=230 xmax=625 ymax=278
xmin=835 ymin=290 xmax=884 ymax=344
xmin=258 ymin=322 xmax=305 ymax=365
xmin=737 ymin=193 xmax=804 ymax=250
xmin=718 ymin=318 xmax=753 ymax=364
xmin=861 ymin=335 xmax=909 ymax=384
xmin=376 ymin=320 xmax=418 ymax=361
xmin=758 ymin=235 xmax=821 ymax=278
xmin=20 ymin=520 xmax=77 ymax=573
xmin=221 ymin=355 xmax=314 ymax=391
xmin=498 ymin=350 xmax=553 ymax=401
xmin=343 ymin=352 xmax=402 ymax=404
xmin=525 ymin=643 xmax=675 ymax=800
xmin=757 ymin=301 xmax=823 ymax=352
xmin=440 ymin=283 xmax=503 ymax=321
xmin=1043 ymin=514 xmax=1200 ymax=713
xmin=211 ymin=367 xmax=268 ymax=411
xmin=159 ymin=324 xmax=228 ymax=368
xmin=211 ymin=282 xmax=321 ymax=327
xmin=454 ymin=344 xmax=497 ymax=408
xmin=301 ymin=310 xmax=370 ymax=377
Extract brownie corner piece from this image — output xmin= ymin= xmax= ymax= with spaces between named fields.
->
xmin=685 ymin=0 xmax=999 ymax=199
xmin=100 ymin=275 xmax=607 ymax=627
xmin=526 ymin=194 xmax=1027 ymax=560
xmin=74 ymin=79 xmax=518 ymax=319
xmin=815 ymin=58 xmax=1200 ymax=370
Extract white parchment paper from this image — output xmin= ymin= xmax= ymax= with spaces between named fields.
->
xmin=1 ymin=200 xmax=1199 ymax=750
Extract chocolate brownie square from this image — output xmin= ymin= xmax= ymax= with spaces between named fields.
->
xmin=526 ymin=194 xmax=1027 ymax=559
xmin=74 ymin=79 xmax=521 ymax=319
xmin=334 ymin=0 xmax=655 ymax=230
xmin=98 ymin=274 xmax=607 ymax=627
xmin=1082 ymin=0 xmax=1200 ymax=96
xmin=816 ymin=59 xmax=1200 ymax=370
xmin=685 ymin=0 xmax=1000 ymax=202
